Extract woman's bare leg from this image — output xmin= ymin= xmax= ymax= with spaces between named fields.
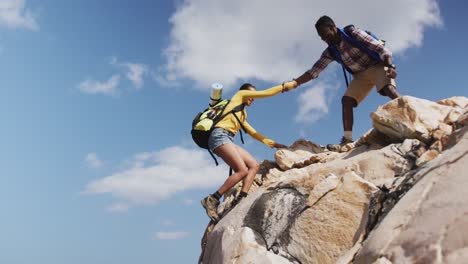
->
xmin=214 ymin=143 xmax=249 ymax=195
xmin=234 ymin=145 xmax=259 ymax=193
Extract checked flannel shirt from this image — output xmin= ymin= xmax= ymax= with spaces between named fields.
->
xmin=306 ymin=27 xmax=392 ymax=78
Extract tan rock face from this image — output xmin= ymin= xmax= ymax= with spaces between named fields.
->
xmin=274 ymin=139 xmax=325 ymax=170
xmin=286 ymin=172 xmax=379 ymax=264
xmin=354 ymin=128 xmax=468 ymax=264
xmin=200 ymin=96 xmax=468 ymax=264
xmin=437 ymin=96 xmax=468 ymax=109
xmin=284 ymin=144 xmax=413 ymax=188
xmin=456 ymin=107 xmax=468 ymax=128
xmin=371 ymin=96 xmax=463 ymax=143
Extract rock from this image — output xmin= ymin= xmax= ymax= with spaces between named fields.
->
xmin=339 ymin=142 xmax=355 ymax=152
xmin=431 ymin=123 xmax=453 ymax=141
xmin=275 ymin=139 xmax=324 ymax=170
xmin=455 ymin=107 xmax=468 ymax=128
xmin=355 ymin=128 xmax=397 ymax=149
xmin=393 ymin=138 xmax=425 ymax=160
xmin=429 ymin=140 xmax=443 ymax=152
xmin=371 ymin=96 xmax=464 ymax=144
xmin=444 ymin=109 xmax=463 ymax=125
xmin=285 ymin=144 xmax=413 ymax=188
xmin=354 ymin=128 xmax=468 ymax=264
xmin=221 ymin=227 xmax=295 ymax=264
xmin=372 ymin=257 xmax=393 ymax=264
xmin=437 ymin=96 xmax=468 ymax=109
xmin=201 ymin=96 xmax=468 ymax=264
xmin=415 ymin=149 xmax=440 ymax=167
xmin=306 ymin=173 xmax=339 ymax=207
xmin=244 ymin=188 xmax=307 ymax=251
xmin=285 ymin=172 xmax=379 ymax=264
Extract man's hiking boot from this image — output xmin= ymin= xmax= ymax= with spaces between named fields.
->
xmin=326 ymin=136 xmax=353 ymax=152
xmin=201 ymin=195 xmax=220 ymax=222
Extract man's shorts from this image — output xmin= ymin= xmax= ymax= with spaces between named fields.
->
xmin=208 ymin=127 xmax=235 ymax=152
xmin=344 ymin=64 xmax=396 ymax=105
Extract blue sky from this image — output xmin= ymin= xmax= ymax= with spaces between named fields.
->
xmin=0 ymin=0 xmax=466 ymax=263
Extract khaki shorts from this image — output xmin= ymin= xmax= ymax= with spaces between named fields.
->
xmin=344 ymin=64 xmax=396 ymax=105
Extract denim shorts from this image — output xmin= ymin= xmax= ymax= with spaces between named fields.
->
xmin=208 ymin=127 xmax=235 ymax=152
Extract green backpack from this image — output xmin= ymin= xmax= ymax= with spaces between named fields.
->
xmin=191 ymin=99 xmax=246 ymax=165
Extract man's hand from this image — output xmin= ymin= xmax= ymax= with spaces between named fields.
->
xmin=292 ymin=80 xmax=299 ymax=88
xmin=282 ymin=81 xmax=298 ymax=92
xmin=386 ymin=68 xmax=397 ymax=79
xmin=273 ymin=142 xmax=288 ymax=149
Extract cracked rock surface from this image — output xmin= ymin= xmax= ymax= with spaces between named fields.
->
xmin=199 ymin=96 xmax=468 ymax=264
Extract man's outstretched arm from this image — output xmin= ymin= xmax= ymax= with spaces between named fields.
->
xmin=292 ymin=49 xmax=333 ymax=88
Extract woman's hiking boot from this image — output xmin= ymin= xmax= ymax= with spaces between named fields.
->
xmin=201 ymin=195 xmax=220 ymax=222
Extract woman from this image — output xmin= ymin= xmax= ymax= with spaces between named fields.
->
xmin=201 ymin=81 xmax=296 ymax=222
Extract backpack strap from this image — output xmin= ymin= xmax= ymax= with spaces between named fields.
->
xmin=328 ymin=45 xmax=354 ymax=75
xmin=232 ymin=110 xmax=246 ymax=144
xmin=213 ymin=102 xmax=247 ymax=139
xmin=207 ymin=102 xmax=246 ymax=166
xmin=338 ymin=26 xmax=381 ymax=62
xmin=208 ymin=148 xmax=219 ymax=166
xmin=329 ymin=24 xmax=384 ymax=86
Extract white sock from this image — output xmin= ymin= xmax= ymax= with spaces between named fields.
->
xmin=344 ymin=131 xmax=353 ymax=141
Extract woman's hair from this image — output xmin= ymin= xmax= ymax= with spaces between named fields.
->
xmin=239 ymin=83 xmax=256 ymax=91
xmin=315 ymin=15 xmax=335 ymax=32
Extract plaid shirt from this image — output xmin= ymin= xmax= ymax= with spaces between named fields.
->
xmin=307 ymin=27 xmax=392 ymax=78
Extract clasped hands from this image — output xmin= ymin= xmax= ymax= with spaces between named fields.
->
xmin=281 ymin=80 xmax=300 ymax=92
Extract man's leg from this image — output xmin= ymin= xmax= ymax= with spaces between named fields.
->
xmin=342 ymin=96 xmax=358 ymax=142
xmin=378 ymin=84 xmax=400 ymax=99
xmin=327 ymin=71 xmax=373 ymax=151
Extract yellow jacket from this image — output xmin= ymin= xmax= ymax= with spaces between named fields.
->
xmin=214 ymin=84 xmax=285 ymax=148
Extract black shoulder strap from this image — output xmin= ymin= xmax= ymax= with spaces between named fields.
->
xmin=231 ymin=107 xmax=247 ymax=144
xmin=211 ymin=102 xmax=247 ymax=144
xmin=213 ymin=102 xmax=245 ymax=128
xmin=208 ymin=148 xmax=218 ymax=166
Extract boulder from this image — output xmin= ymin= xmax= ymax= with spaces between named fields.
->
xmin=354 ymin=128 xmax=468 ymax=264
xmin=371 ymin=96 xmax=464 ymax=143
xmin=275 ymin=139 xmax=325 ymax=170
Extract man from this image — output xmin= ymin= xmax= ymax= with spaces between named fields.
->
xmin=292 ymin=15 xmax=400 ymax=150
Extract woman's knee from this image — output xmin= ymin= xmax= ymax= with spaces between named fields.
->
xmin=236 ymin=166 xmax=249 ymax=176
xmin=248 ymin=162 xmax=260 ymax=174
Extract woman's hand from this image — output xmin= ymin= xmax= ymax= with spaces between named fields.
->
xmin=282 ymin=81 xmax=298 ymax=92
xmin=273 ymin=142 xmax=288 ymax=149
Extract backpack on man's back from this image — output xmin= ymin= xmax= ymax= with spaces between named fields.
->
xmin=328 ymin=25 xmax=386 ymax=86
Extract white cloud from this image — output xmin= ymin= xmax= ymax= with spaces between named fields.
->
xmin=85 ymin=152 xmax=103 ymax=168
xmin=161 ymin=0 xmax=442 ymax=89
xmin=107 ymin=203 xmax=130 ymax=212
xmin=111 ymin=57 xmax=148 ymax=88
xmin=295 ymin=82 xmax=338 ymax=123
xmin=84 ymin=146 xmax=228 ymax=209
xmin=125 ymin=63 xmax=147 ymax=89
xmin=0 ymin=0 xmax=38 ymax=30
xmin=162 ymin=219 xmax=175 ymax=226
xmin=77 ymin=75 xmax=120 ymax=96
xmin=183 ymin=198 xmax=194 ymax=206
xmin=153 ymin=231 xmax=189 ymax=241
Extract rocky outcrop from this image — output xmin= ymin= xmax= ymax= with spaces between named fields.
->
xmin=354 ymin=126 xmax=468 ymax=264
xmin=200 ymin=96 xmax=468 ymax=264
